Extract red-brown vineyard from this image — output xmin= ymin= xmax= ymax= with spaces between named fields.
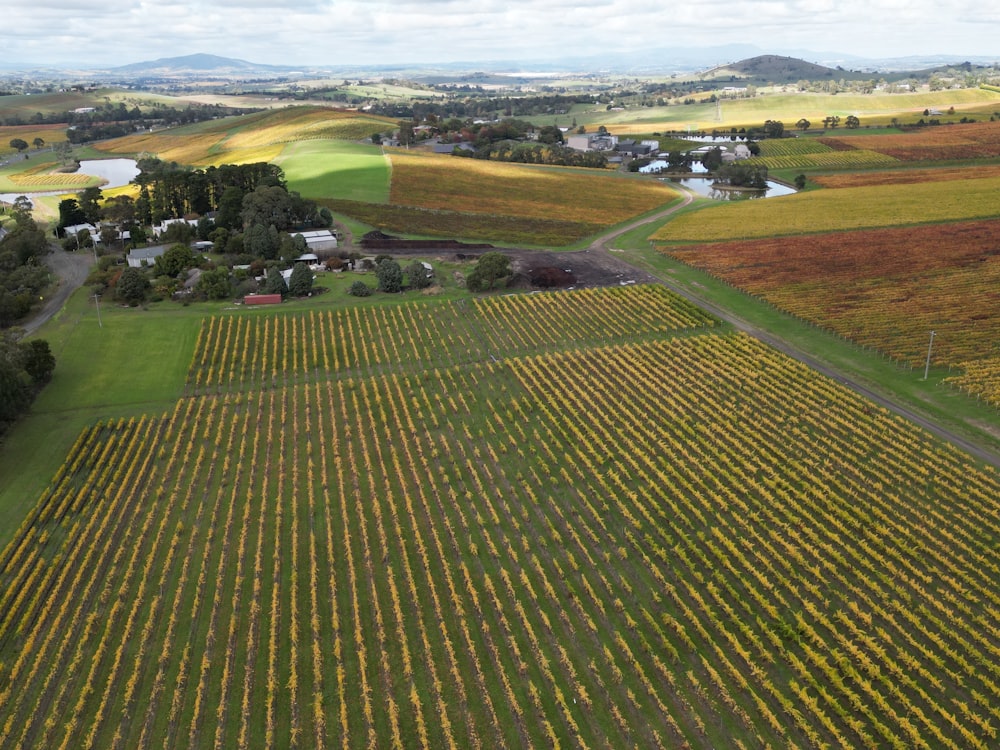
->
xmin=663 ymin=220 xmax=1000 ymax=404
xmin=0 ymin=285 xmax=998 ymax=748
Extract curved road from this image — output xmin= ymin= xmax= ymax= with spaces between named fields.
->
xmin=20 ymin=248 xmax=94 ymax=337
xmin=587 ymin=185 xmax=1000 ymax=469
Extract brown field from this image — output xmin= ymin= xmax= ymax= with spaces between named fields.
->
xmin=663 ymin=219 xmax=1000 ymax=368
xmin=811 ymin=163 xmax=1000 ymax=188
xmin=819 ymin=120 xmax=1000 ymax=161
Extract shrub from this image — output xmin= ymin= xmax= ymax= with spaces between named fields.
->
xmin=348 ymin=280 xmax=373 ymax=297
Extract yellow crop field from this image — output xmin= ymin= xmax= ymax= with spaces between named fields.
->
xmin=95 ymin=132 xmax=224 ymax=163
xmin=389 ymin=150 xmax=678 ymax=225
xmin=94 ymin=106 xmax=395 ymax=167
xmin=653 ymin=174 xmax=1000 ymax=242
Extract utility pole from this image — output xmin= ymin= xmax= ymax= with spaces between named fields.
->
xmin=93 ymin=293 xmax=102 ymax=328
xmin=922 ymin=330 xmax=935 ymax=380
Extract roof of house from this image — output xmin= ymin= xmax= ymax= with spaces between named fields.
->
xmin=128 ymin=245 xmax=169 ymax=261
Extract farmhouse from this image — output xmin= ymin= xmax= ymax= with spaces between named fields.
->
xmin=127 ymin=244 xmax=168 ymax=268
xmin=154 ymin=218 xmax=198 ymax=238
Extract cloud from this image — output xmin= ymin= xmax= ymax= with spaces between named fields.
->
xmin=3 ymin=0 xmax=998 ymax=68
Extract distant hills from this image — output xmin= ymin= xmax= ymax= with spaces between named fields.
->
xmin=2 ymin=48 xmax=997 ymax=80
xmin=109 ymin=53 xmax=308 ymax=77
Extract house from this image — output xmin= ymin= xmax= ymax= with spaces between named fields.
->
xmin=62 ymin=223 xmax=97 ymax=242
xmin=154 ymin=218 xmax=198 ymax=238
xmin=127 ymin=244 xmax=169 ymax=268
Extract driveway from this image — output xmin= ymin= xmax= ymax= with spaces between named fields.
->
xmin=20 ymin=248 xmax=94 ymax=337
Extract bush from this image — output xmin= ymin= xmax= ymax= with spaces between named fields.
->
xmin=376 ymin=258 xmax=403 ymax=293
xmin=348 ymin=280 xmax=373 ymax=297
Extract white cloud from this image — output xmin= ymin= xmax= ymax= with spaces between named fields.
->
xmin=2 ymin=0 xmax=998 ymax=69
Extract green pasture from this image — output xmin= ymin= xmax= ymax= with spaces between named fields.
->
xmin=276 ymin=139 xmax=390 ymax=203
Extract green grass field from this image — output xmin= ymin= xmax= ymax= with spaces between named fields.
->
xmin=276 ymin=140 xmax=390 ymax=203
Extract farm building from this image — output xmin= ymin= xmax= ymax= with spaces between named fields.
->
xmin=566 ymin=132 xmax=618 ymax=152
xmin=127 ymin=245 xmax=168 ymax=268
xmin=295 ymin=230 xmax=338 ymax=254
xmin=244 ymin=293 xmax=282 ymax=306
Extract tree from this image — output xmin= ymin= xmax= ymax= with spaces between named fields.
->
xmin=154 ymin=244 xmax=196 ymax=277
xmin=701 ymin=146 xmax=724 ymax=172
xmin=57 ymin=199 xmax=87 ymax=232
xmin=215 ymin=186 xmax=244 ymax=231
xmin=845 ymin=115 xmax=861 ymax=129
xmin=796 ymin=118 xmax=811 ymax=131
xmin=77 ymin=187 xmax=103 ymax=225
xmin=8 ymin=138 xmax=28 ymax=153
xmin=53 ymin=140 xmax=73 ymax=164
xmin=375 ymin=258 xmax=403 ymax=293
xmin=348 ymin=280 xmax=373 ymax=297
xmin=19 ymin=339 xmax=55 ymax=385
xmin=287 ymin=263 xmax=314 ymax=297
xmin=794 ymin=174 xmax=807 ymax=190
xmin=264 ymin=268 xmax=287 ymax=297
xmin=466 ymin=252 xmax=512 ymax=292
xmin=406 ymin=260 xmax=433 ymax=289
xmin=116 ymin=266 xmax=149 ymax=305
xmin=195 ymin=267 xmax=232 ymax=300
xmin=32 ymin=137 xmax=45 ymax=150
xmin=99 ymin=225 xmax=119 ymax=251
xmin=763 ymin=120 xmax=784 ymax=138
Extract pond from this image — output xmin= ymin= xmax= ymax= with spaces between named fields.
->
xmin=662 ymin=175 xmax=797 ymax=201
xmin=76 ymin=158 xmax=140 ymax=189
xmin=1 ymin=158 xmax=139 ymax=205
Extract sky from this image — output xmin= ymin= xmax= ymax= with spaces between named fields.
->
xmin=3 ymin=0 xmax=998 ymax=70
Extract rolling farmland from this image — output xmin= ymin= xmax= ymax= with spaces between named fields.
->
xmin=651 ymin=174 xmax=1000 ymax=242
xmin=1 ymin=286 xmax=1000 ymax=748
xmin=660 ymin=219 xmax=1000 ymax=404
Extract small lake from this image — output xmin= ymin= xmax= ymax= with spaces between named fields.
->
xmin=662 ymin=175 xmax=796 ymax=201
xmin=76 ymin=158 xmax=140 ymax=189
xmin=1 ymin=158 xmax=139 ymax=205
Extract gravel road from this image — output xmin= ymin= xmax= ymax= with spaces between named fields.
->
xmin=20 ymin=248 xmax=94 ymax=337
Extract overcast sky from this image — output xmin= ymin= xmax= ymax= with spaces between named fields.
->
xmin=4 ymin=0 xmax=998 ymax=70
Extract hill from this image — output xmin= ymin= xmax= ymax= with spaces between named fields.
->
xmin=699 ymin=54 xmax=858 ymax=83
xmin=109 ymin=53 xmax=303 ymax=77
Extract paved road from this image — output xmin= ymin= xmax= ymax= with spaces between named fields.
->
xmin=20 ymin=248 xmax=94 ymax=337
xmin=587 ymin=185 xmax=1000 ymax=469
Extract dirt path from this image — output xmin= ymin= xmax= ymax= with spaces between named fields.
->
xmin=20 ymin=248 xmax=93 ymax=337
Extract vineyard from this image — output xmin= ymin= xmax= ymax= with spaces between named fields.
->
xmin=750 ymin=138 xmax=899 ymax=171
xmin=650 ymin=174 xmax=1000 ymax=242
xmin=818 ymin=121 xmax=1000 ymax=162
xmin=1 ymin=285 xmax=999 ymax=748
xmin=661 ymin=219 xmax=1000 ymax=409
